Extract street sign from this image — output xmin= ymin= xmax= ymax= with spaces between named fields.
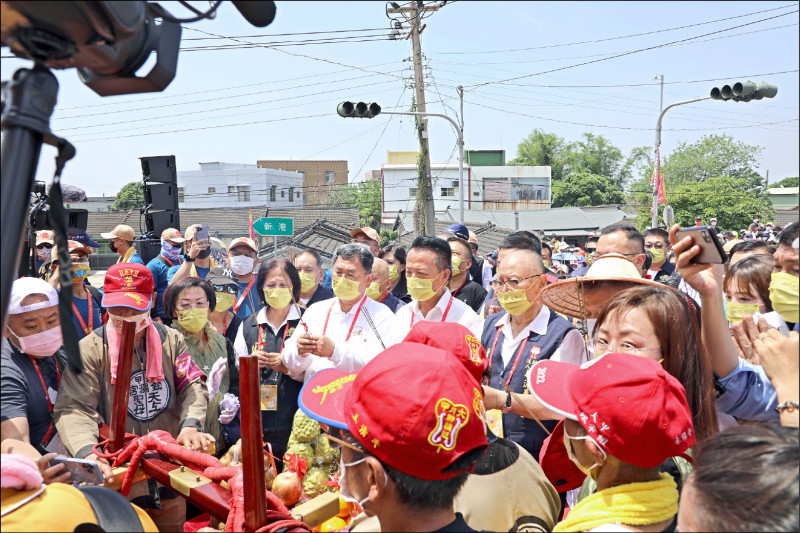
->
xmin=253 ymin=217 xmax=293 ymax=236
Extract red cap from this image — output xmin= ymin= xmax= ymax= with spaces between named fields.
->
xmin=102 ymin=263 xmax=155 ymax=311
xmin=299 ymin=343 xmax=488 ymax=480
xmin=538 ymin=420 xmax=585 ymax=493
xmin=403 ymin=322 xmax=487 ymax=384
xmin=527 ymin=353 xmax=695 ymax=469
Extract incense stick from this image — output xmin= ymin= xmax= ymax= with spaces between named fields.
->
xmin=500 ymin=379 xmax=551 ymax=436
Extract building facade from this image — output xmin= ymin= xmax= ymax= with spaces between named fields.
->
xmin=177 ymin=162 xmax=304 ymax=210
xmin=256 ymin=160 xmax=348 ymax=206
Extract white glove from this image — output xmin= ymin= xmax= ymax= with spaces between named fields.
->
xmin=207 ymin=357 xmax=228 ymax=399
xmin=219 ymin=393 xmax=240 ymax=424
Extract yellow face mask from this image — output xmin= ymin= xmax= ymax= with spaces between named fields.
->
xmin=726 ymin=301 xmax=761 ymax=324
xmin=177 ymin=308 xmax=208 ymax=333
xmin=215 ymin=292 xmax=235 ymax=312
xmin=332 ymin=276 xmax=363 ymax=301
xmin=497 ymin=287 xmax=535 ymax=316
xmin=649 ymin=247 xmax=665 ymax=265
xmin=543 ymin=260 xmax=551 ymax=269
xmin=769 ymin=272 xmax=799 ymax=323
xmin=264 ymin=288 xmax=293 ymax=309
xmin=366 ymin=282 xmax=383 ymax=301
xmin=298 ymin=272 xmax=317 ymax=293
xmin=388 ymin=264 xmax=400 ymax=282
xmin=407 ymin=270 xmax=446 ymax=302
xmin=451 ymin=256 xmax=463 ymax=277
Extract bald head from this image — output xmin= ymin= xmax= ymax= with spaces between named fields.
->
xmin=498 ymin=248 xmax=545 ymax=277
xmin=372 ymin=257 xmax=390 ymax=286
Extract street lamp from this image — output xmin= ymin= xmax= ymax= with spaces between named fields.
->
xmin=336 ymin=99 xmax=466 ymax=225
xmin=651 ymin=80 xmax=778 ymax=227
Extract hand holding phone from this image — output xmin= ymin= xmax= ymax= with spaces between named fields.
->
xmin=48 ymin=456 xmax=105 ymax=485
xmin=674 ymin=226 xmax=726 ymax=264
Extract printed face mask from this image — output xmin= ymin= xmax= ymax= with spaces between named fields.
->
xmin=9 ymin=325 xmax=63 ymax=357
xmin=497 ymin=286 xmax=536 ymax=316
xmin=109 ymin=311 xmax=150 ymax=334
xmin=229 ymin=255 xmax=255 ymax=275
xmin=769 ymin=272 xmax=799 ymax=323
xmin=36 ymin=247 xmax=51 ymax=261
xmin=451 ymin=256 xmax=463 ymax=277
xmin=72 ymin=261 xmax=91 ymax=282
xmin=407 ymin=270 xmax=446 ymax=302
xmin=332 ymin=276 xmax=363 ymax=301
xmin=563 ymin=426 xmax=606 ymax=478
xmin=177 ymin=308 xmax=208 ymax=332
xmin=264 ymin=288 xmax=292 ymax=309
xmin=388 ymin=264 xmax=400 ymax=282
xmin=161 ymin=240 xmax=182 ymax=260
xmin=215 ymin=292 xmax=235 ymax=313
xmin=726 ymin=302 xmax=761 ymax=325
xmin=298 ymin=272 xmax=317 ymax=293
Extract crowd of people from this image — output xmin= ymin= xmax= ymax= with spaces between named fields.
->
xmin=2 ymin=216 xmax=798 ymax=532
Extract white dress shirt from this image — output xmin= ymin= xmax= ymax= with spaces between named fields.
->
xmin=394 ymin=288 xmax=484 ymax=339
xmin=234 ymin=305 xmax=302 ymax=360
xmin=493 ymin=305 xmax=589 ymax=367
xmin=481 ymin=261 xmax=493 ymax=290
xmin=281 ymin=294 xmax=396 ymax=382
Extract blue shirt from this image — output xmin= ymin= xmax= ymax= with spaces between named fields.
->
xmin=716 ymin=357 xmax=779 ymax=421
xmin=71 ymin=294 xmax=102 ymax=341
xmin=322 ymin=269 xmax=332 ymax=290
xmin=234 ymin=279 xmax=261 ymax=320
xmin=147 ymin=255 xmax=183 ymax=319
xmin=166 ymin=264 xmax=209 ymax=284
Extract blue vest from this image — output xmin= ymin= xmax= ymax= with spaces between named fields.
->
xmin=481 ymin=308 xmax=576 ymax=460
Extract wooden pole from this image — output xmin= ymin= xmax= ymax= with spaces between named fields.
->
xmin=239 ymin=354 xmax=268 ymax=531
xmin=108 ymin=320 xmax=136 ymax=453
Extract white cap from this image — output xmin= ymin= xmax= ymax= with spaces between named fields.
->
xmin=8 ymin=277 xmax=59 ymax=314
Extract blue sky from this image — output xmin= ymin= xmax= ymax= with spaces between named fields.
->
xmin=3 ymin=1 xmax=798 ymax=201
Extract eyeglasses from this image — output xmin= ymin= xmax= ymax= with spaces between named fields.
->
xmin=490 ymin=274 xmax=542 ymax=291
xmin=213 ymin=284 xmax=238 ymax=295
xmin=585 ymin=338 xmax=662 ymax=357
xmin=177 ymin=299 xmax=209 ymax=310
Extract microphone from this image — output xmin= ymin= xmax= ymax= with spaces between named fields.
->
xmin=231 ymin=1 xmax=277 ymax=27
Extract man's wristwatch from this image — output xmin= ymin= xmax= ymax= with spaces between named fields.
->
xmin=501 ymin=391 xmax=512 ymax=413
xmin=184 ymin=254 xmax=195 ymax=262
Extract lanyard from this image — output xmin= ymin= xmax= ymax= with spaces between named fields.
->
xmin=222 ymin=312 xmax=228 ymax=335
xmin=485 ymin=324 xmax=530 ymax=386
xmin=410 ymin=295 xmax=454 ymax=329
xmin=71 ymin=293 xmax=94 ymax=335
xmin=324 ymin=295 xmax=367 ymax=342
xmin=379 ymin=292 xmax=389 ymax=303
xmin=232 ymin=276 xmax=256 ymax=314
xmin=161 ymin=254 xmax=182 ymax=267
xmin=452 ymin=278 xmax=468 ymax=297
xmin=28 ymin=356 xmax=61 ymax=444
xmin=258 ymin=321 xmax=292 ymax=353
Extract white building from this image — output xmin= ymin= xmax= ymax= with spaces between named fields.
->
xmin=177 ymin=162 xmax=304 ymax=209
xmin=380 ymin=151 xmax=550 ymax=214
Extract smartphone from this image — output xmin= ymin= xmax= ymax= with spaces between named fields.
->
xmin=675 ymin=226 xmax=726 ymax=264
xmin=49 ymin=456 xmax=105 ymax=485
xmin=195 ymin=224 xmax=210 ymax=243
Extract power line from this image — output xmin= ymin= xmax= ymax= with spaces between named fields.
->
xmin=180 ymin=27 xmax=391 ymax=40
xmin=432 ymin=3 xmax=798 ymax=55
xmin=179 ymin=36 xmax=394 ymax=52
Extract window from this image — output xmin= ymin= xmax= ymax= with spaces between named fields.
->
xmin=441 ymin=187 xmax=455 ymax=197
xmin=410 ymin=187 xmax=418 ymax=196
xmin=325 ymin=171 xmax=335 ymax=183
xmin=288 ymin=187 xmax=294 ymax=202
xmin=473 ymin=191 xmax=480 ymax=197
xmin=227 ymin=186 xmax=235 ymax=195
xmin=281 ymin=190 xmax=285 ymax=198
xmin=208 ymin=186 xmax=216 ymax=194
xmin=270 ymin=185 xmax=276 ymax=202
xmin=237 ymin=185 xmax=250 ymax=202
xmin=178 ymin=187 xmax=185 ymax=203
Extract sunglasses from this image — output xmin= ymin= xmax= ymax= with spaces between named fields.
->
xmin=212 ymin=284 xmax=238 ymax=295
xmin=36 ymin=243 xmax=54 ymax=249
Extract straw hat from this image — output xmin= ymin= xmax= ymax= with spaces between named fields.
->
xmin=539 ymin=253 xmax=664 ymax=319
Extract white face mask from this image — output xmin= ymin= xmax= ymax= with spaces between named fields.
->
xmin=229 ymin=255 xmax=255 ymax=276
xmin=563 ymin=425 xmax=606 ymax=478
xmin=109 ymin=311 xmax=150 ymax=334
xmin=339 ymin=455 xmax=388 ymax=509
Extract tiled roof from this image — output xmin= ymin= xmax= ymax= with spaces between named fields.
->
xmin=259 ymin=220 xmax=354 ymax=268
xmin=773 ymin=208 xmax=799 ymax=228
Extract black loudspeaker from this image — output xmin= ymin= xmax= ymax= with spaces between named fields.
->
xmin=140 ymin=155 xmax=180 ymax=237
xmin=136 ymin=238 xmax=162 ymax=264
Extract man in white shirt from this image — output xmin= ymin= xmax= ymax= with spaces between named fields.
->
xmin=281 ymin=244 xmax=396 ymax=382
xmin=395 ymin=236 xmax=483 ymax=338
xmin=481 ymin=248 xmax=587 ymax=460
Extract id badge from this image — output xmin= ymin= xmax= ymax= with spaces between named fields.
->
xmin=486 ymin=409 xmax=504 ymax=438
xmin=261 ymin=384 xmax=278 ymax=411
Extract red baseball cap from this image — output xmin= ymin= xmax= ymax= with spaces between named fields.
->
xmin=102 ymin=263 xmax=155 ymax=311
xmin=527 ymin=353 xmax=695 ymax=469
xmin=538 ymin=420 xmax=585 ymax=493
xmin=299 ymin=343 xmax=489 ymax=480
xmin=403 ymin=322 xmax=487 ymax=384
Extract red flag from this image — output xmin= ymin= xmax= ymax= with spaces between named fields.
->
xmin=656 ymin=167 xmax=666 ymax=204
xmin=249 ymin=209 xmax=254 ymax=240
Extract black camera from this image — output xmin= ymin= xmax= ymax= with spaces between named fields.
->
xmin=28 ymin=180 xmax=88 ymax=233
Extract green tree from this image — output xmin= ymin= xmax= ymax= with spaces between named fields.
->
xmin=658 ymin=134 xmax=763 ymax=189
xmin=509 ymin=129 xmax=566 ymax=181
xmin=110 ymin=181 xmax=144 ymax=211
xmin=327 ymin=179 xmax=382 ymax=229
xmin=379 ymin=229 xmax=398 ymax=248
xmin=769 ymin=176 xmax=799 ymax=188
xmin=634 ymin=175 xmax=774 ymax=231
xmin=563 ymin=133 xmax=625 ymax=186
xmin=552 ymin=171 xmax=626 ymax=207
xmin=618 ymin=146 xmax=653 ymax=190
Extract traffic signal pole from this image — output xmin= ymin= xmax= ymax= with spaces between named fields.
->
xmin=652 ymin=96 xmax=710 ymax=228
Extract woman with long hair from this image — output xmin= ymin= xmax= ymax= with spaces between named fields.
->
xmin=378 ymin=244 xmax=411 ymax=303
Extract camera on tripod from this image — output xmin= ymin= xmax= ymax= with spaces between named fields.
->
xmin=28 ymin=180 xmax=88 ymax=234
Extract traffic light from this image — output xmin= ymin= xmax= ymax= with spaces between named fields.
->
xmin=710 ymin=81 xmax=778 ymax=102
xmin=337 ymin=101 xmax=381 ymax=118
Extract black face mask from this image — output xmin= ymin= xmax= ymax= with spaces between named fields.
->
xmin=110 ymin=242 xmax=118 ymax=254
xmin=197 ymin=248 xmax=211 ymax=259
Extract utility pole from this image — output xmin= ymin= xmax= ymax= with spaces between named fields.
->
xmin=389 ymin=1 xmax=438 ymax=235
xmin=457 ymin=85 xmax=465 ymax=224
